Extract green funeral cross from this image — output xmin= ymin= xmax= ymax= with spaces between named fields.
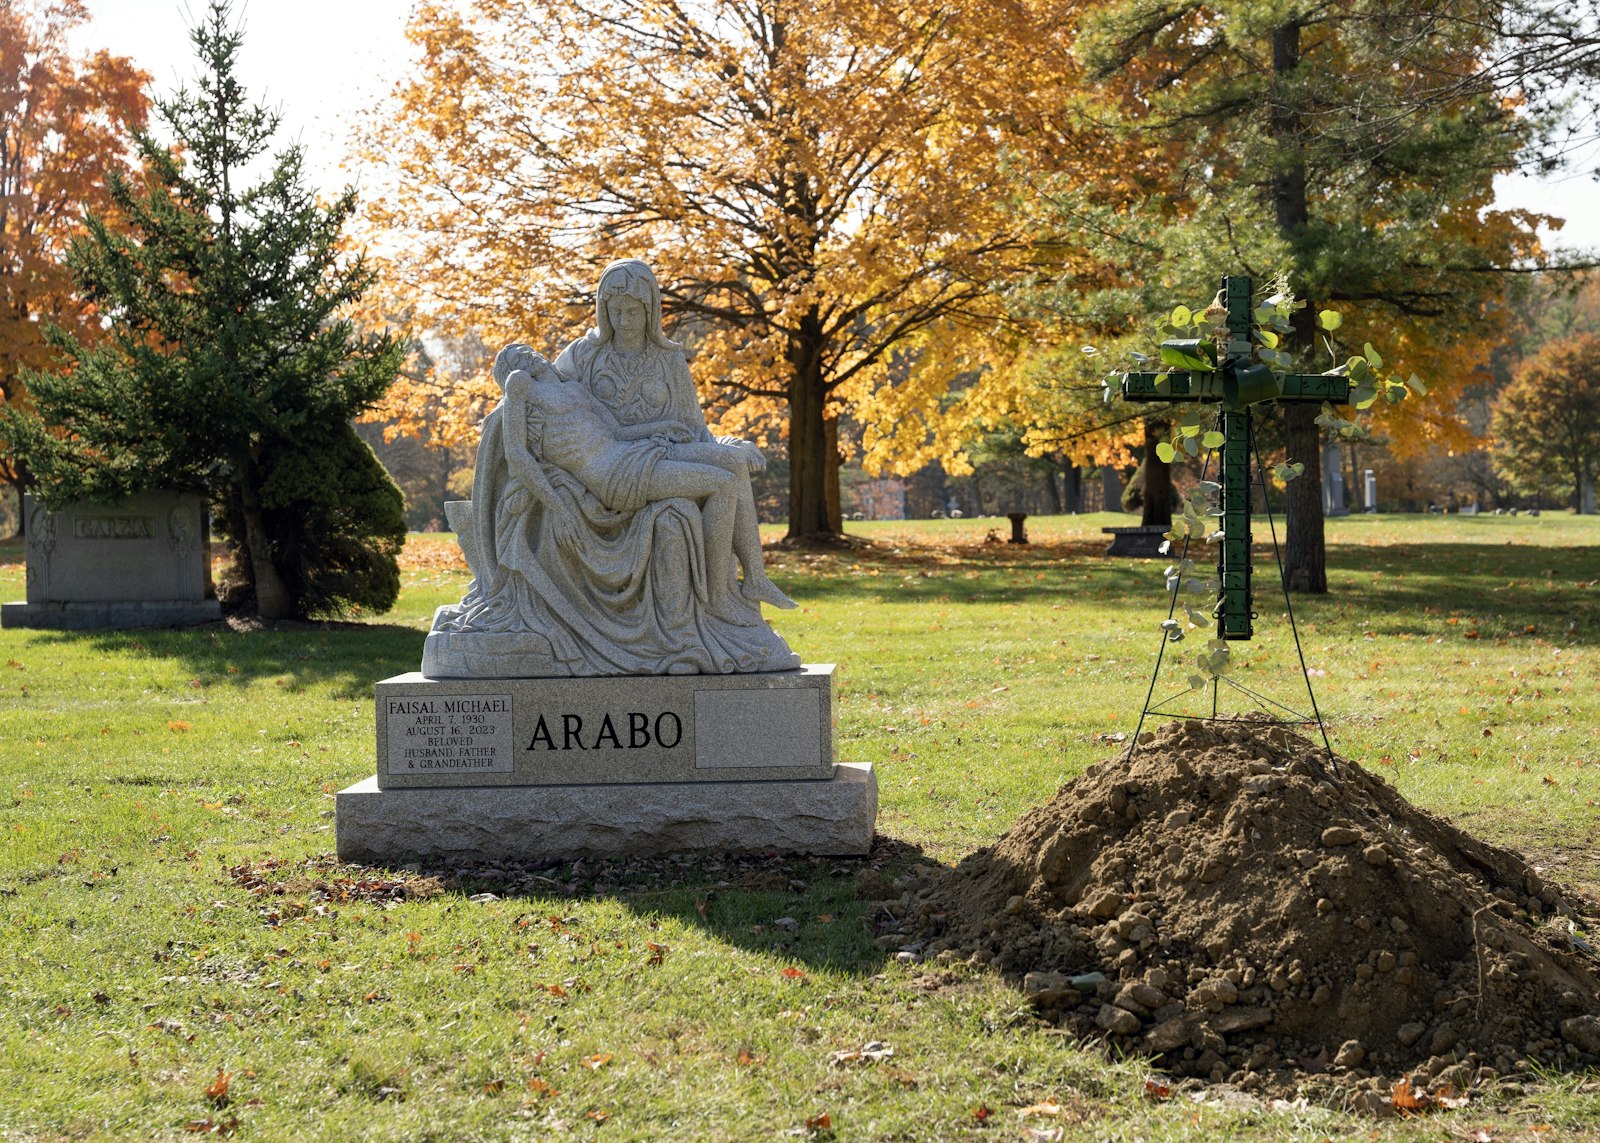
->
xmin=1118 ymin=275 xmax=1350 ymax=642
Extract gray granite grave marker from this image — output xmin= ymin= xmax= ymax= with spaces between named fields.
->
xmin=2 ymin=491 xmax=220 ymax=629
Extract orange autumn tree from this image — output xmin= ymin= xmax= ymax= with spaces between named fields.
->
xmin=359 ymin=0 xmax=1096 ymax=540
xmin=0 ymin=0 xmax=148 ymax=515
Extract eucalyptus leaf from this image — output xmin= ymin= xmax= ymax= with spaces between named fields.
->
xmin=1159 ymin=344 xmax=1214 ymax=372
xmin=1201 ymin=430 xmax=1225 ymax=449
xmin=1318 ymin=309 xmax=1343 ymax=331
xmin=1406 ymin=373 xmax=1428 ymax=395
xmin=1171 ymin=305 xmax=1193 ymax=328
xmin=1156 ymin=441 xmax=1177 ymax=463
xmin=1257 ymin=328 xmax=1279 ymax=349
xmin=1364 ymin=342 xmax=1383 ymax=369
xmin=1188 ymin=675 xmax=1207 ymax=691
xmin=1183 ymin=436 xmax=1199 ymax=457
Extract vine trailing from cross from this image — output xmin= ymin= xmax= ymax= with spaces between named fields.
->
xmin=1088 ymin=274 xmax=1424 ymax=748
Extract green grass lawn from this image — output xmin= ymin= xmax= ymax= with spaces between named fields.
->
xmin=2 ymin=512 xmax=1597 ymax=1140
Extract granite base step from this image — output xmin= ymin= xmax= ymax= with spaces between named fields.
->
xmin=335 ymin=762 xmax=876 ymax=864
xmin=2 ymin=599 xmax=222 ymax=630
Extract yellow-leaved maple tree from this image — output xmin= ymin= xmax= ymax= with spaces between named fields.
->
xmin=0 ymin=0 xmax=148 ymax=511
xmin=358 ymin=0 xmax=1108 ymax=539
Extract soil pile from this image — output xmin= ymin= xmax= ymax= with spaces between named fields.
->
xmin=916 ymin=718 xmax=1600 ymax=1095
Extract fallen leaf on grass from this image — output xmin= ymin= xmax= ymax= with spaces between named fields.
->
xmin=804 ymin=1113 xmax=832 ymax=1130
xmin=183 ymin=1118 xmax=238 ymax=1136
xmin=781 ymin=966 xmax=807 ymax=981
xmin=482 ymin=1079 xmax=504 ymax=1095
xmin=168 ymin=721 xmax=190 ymax=733
xmin=583 ymin=1052 xmax=613 ymax=1070
xmin=204 ymin=1068 xmax=231 ymax=1107
xmin=526 ymin=1077 xmax=558 ymax=1098
xmin=1391 ymin=1077 xmax=1469 ymax=1115
xmin=1018 ymin=1098 xmax=1064 ymax=1117
xmin=584 ymin=1109 xmax=609 ymax=1123
xmin=972 ymin=1105 xmax=992 ymax=1121
xmin=1143 ymin=1079 xmax=1172 ymax=1101
xmin=452 ymin=964 xmax=476 ymax=975
xmin=736 ymin=1048 xmax=763 ymax=1067
xmin=645 ymin=941 xmax=667 ymax=966
xmin=828 ymin=1041 xmax=893 ymax=1067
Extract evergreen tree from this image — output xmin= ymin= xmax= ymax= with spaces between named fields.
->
xmin=1016 ymin=0 xmax=1571 ymax=590
xmin=1 ymin=1 xmax=404 ymax=618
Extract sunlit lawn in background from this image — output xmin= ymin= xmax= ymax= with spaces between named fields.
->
xmin=1 ymin=512 xmax=1596 ymax=1140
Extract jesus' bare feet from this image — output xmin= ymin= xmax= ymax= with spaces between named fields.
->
xmin=740 ymin=573 xmax=797 ymax=610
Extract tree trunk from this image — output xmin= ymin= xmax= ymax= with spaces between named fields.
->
xmin=1271 ymin=20 xmax=1328 ymax=592
xmin=785 ymin=321 xmax=841 ymax=540
xmin=1041 ymin=463 xmax=1062 ymax=514
xmin=1283 ymin=403 xmax=1327 ymax=592
xmin=1140 ymin=417 xmax=1173 ymax=526
xmin=235 ymin=452 xmax=292 ymax=619
xmin=5 ymin=477 xmax=22 ymax=538
xmin=1063 ymin=465 xmax=1082 ymax=513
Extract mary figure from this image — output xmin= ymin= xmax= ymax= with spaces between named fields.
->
xmin=422 ymin=259 xmax=801 ymax=678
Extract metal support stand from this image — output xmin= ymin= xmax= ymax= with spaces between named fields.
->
xmin=1129 ymin=411 xmax=1333 ymax=761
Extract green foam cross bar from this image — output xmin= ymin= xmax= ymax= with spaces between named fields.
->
xmin=1116 ymin=275 xmax=1351 ymax=642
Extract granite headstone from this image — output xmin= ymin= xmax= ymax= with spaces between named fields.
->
xmin=2 ymin=491 xmax=220 ymax=629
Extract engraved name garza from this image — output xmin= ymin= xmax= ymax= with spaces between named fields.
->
xmin=525 ymin=711 xmax=683 ymax=752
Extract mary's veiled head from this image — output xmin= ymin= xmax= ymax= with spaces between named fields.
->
xmin=594 ymin=259 xmax=680 ymax=350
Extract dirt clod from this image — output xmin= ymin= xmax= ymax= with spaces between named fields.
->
xmin=919 ymin=719 xmax=1600 ymax=1095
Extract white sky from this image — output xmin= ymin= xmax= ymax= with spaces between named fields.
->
xmin=71 ymin=0 xmax=1600 ymax=255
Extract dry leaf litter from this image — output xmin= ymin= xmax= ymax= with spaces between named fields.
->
xmin=907 ymin=718 xmax=1600 ymax=1102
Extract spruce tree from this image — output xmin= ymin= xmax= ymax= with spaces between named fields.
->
xmin=2 ymin=0 xmax=404 ymax=619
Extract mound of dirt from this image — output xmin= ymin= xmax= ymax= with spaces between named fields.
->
xmin=915 ymin=719 xmax=1600 ymax=1098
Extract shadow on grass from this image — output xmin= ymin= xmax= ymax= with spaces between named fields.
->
xmin=1318 ymin=541 xmax=1600 ymax=645
xmin=23 ymin=621 xmax=421 ymax=701
xmin=322 ymin=838 xmax=945 ymax=976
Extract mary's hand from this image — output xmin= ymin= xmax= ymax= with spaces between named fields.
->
xmin=547 ymin=502 xmax=584 ymax=554
xmin=736 ymin=439 xmax=767 ymax=473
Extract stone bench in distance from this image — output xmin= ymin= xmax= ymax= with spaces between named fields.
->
xmin=1102 ymin=524 xmax=1171 ymax=558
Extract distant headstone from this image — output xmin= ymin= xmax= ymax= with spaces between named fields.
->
xmin=2 ymin=491 xmax=220 ymax=629
xmin=1322 ymin=439 xmax=1348 ymax=516
xmin=336 ymin=259 xmax=874 ymax=864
